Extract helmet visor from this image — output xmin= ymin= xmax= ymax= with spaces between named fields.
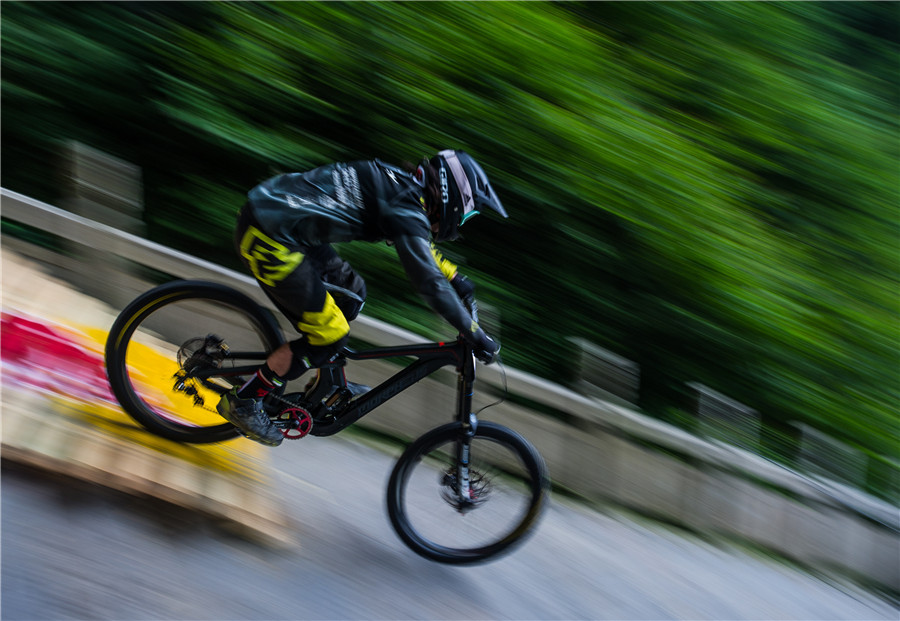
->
xmin=439 ymin=149 xmax=477 ymax=224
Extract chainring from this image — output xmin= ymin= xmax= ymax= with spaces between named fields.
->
xmin=277 ymin=406 xmax=313 ymax=440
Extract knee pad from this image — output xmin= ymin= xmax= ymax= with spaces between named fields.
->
xmin=322 ymin=256 xmax=367 ymax=321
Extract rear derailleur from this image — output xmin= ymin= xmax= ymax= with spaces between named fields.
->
xmin=171 ymin=334 xmax=229 ymax=408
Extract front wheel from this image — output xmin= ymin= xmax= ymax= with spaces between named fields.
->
xmin=387 ymin=421 xmax=550 ymax=564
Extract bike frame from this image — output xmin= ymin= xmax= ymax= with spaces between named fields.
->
xmin=316 ymin=338 xmax=478 ymax=436
xmin=198 ymin=336 xmax=482 ymax=506
xmin=108 ymin=281 xmax=536 ymax=536
xmin=195 ymin=338 xmax=479 ymax=433
xmin=339 ymin=338 xmax=480 ymax=507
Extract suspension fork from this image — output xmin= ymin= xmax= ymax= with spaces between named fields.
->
xmin=454 ymin=350 xmax=478 ymax=507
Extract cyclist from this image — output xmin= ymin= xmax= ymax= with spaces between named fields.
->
xmin=218 ymin=150 xmax=506 ymax=446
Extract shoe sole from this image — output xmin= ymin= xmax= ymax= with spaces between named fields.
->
xmin=217 ymin=401 xmax=283 ymax=447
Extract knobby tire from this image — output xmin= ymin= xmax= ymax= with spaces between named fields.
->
xmin=104 ymin=280 xmax=284 ymax=443
xmin=387 ymin=421 xmax=549 ymax=564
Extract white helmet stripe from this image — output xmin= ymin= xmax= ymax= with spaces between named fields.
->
xmin=438 ymin=149 xmax=475 ymax=218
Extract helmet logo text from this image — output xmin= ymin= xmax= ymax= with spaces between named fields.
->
xmin=439 ymin=166 xmax=449 ymax=206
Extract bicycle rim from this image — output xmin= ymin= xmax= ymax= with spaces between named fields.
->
xmin=106 ymin=282 xmax=281 ymax=443
xmin=388 ymin=422 xmax=549 ymax=564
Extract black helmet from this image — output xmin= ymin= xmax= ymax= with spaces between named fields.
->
xmin=428 ymin=149 xmax=507 ymax=242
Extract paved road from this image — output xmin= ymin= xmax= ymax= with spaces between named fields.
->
xmin=3 ymin=431 xmax=895 ymax=621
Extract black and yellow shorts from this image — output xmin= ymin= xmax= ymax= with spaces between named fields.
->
xmin=234 ymin=205 xmax=365 ymax=347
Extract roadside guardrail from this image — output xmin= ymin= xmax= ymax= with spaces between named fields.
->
xmin=3 ymin=187 xmax=897 ymax=591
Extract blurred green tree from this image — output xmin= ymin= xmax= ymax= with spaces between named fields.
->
xmin=2 ymin=2 xmax=897 ymax=491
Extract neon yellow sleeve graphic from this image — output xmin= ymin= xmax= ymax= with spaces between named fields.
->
xmin=429 ymin=243 xmax=458 ymax=281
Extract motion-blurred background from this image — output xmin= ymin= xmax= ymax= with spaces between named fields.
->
xmin=2 ymin=2 xmax=897 ymax=502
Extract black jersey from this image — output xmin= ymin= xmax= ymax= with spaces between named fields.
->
xmin=245 ymin=160 xmax=478 ymax=338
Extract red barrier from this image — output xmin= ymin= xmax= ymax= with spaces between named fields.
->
xmin=1 ymin=312 xmax=115 ymax=403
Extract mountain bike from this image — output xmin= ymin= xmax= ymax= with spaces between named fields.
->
xmin=104 ymin=280 xmax=549 ymax=564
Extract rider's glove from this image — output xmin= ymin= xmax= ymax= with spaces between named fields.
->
xmin=451 ymin=273 xmax=476 ymax=304
xmin=470 ymin=328 xmax=501 ymax=365
xmin=453 ymin=274 xmax=498 ymax=363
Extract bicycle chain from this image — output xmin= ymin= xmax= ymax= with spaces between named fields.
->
xmin=175 ymin=336 xmax=317 ymax=417
xmin=172 ymin=367 xmax=323 ymax=439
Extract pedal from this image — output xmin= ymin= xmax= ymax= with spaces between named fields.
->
xmin=324 ymin=388 xmax=350 ymax=408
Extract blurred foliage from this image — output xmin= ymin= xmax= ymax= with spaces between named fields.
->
xmin=2 ymin=3 xmax=898 ymax=482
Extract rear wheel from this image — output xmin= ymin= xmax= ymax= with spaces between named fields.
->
xmin=387 ymin=421 xmax=549 ymax=564
xmin=105 ymin=281 xmax=284 ymax=443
